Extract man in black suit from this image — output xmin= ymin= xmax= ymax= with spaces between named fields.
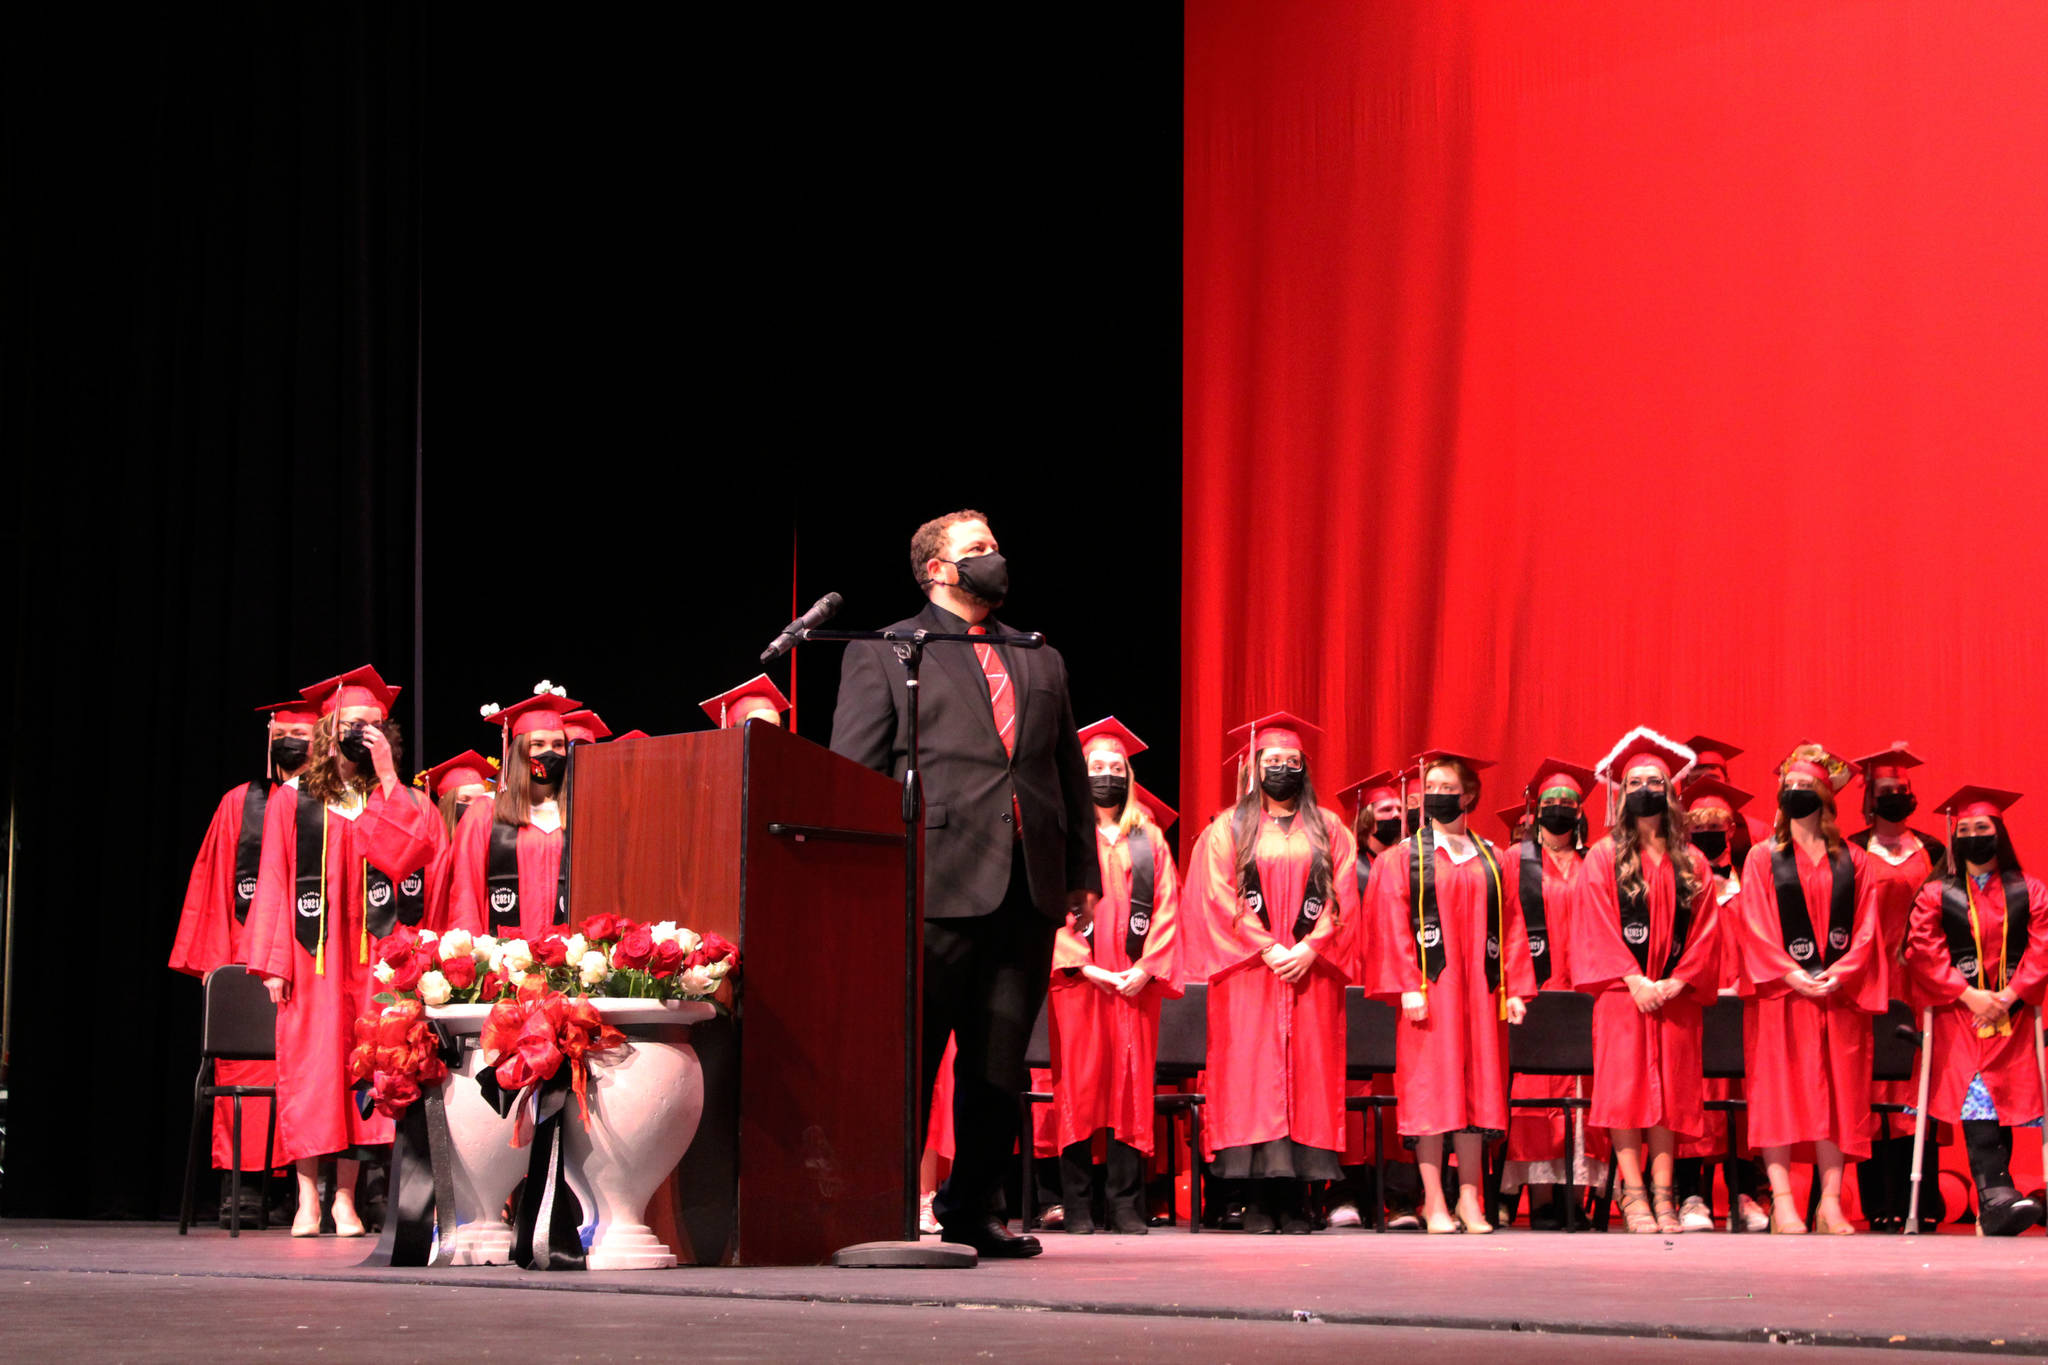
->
xmin=831 ymin=509 xmax=1101 ymax=1257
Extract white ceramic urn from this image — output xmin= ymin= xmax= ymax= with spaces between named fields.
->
xmin=423 ymin=1003 xmax=526 ymax=1265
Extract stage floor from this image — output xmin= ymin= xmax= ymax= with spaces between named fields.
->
xmin=2 ymin=1219 xmax=2042 ymax=1361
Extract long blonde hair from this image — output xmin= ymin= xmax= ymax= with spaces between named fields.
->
xmin=302 ymin=713 xmax=404 ymax=806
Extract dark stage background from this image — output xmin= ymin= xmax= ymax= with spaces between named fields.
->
xmin=0 ymin=9 xmax=1176 ymax=1217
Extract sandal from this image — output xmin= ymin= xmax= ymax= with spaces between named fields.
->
xmin=1813 ymin=1202 xmax=1857 ymax=1236
xmin=1768 ymin=1192 xmax=1808 ymax=1235
xmin=1651 ymin=1184 xmax=1684 ymax=1235
xmin=1618 ymin=1183 xmax=1658 ymax=1234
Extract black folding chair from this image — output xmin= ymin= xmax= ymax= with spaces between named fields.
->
xmin=178 ymin=965 xmax=279 ymax=1236
xmin=1505 ymin=990 xmax=1598 ymax=1231
xmin=1017 ymin=998 xmax=1056 ymax=1231
xmin=1839 ymin=1001 xmax=1924 ymax=1228
xmin=1342 ymin=987 xmax=1400 ymax=1232
xmin=1700 ymin=996 xmax=1748 ymax=1234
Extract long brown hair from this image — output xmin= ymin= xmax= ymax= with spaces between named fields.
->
xmin=1613 ymin=784 xmax=1703 ymax=909
xmin=493 ymin=732 xmax=568 ymax=828
xmin=302 ymin=713 xmax=404 ymax=806
xmin=1231 ymin=753 xmax=1334 ymax=921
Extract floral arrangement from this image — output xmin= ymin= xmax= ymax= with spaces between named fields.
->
xmin=348 ymin=996 xmax=449 ymax=1118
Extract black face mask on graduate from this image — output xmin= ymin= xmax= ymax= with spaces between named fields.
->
xmin=1779 ymin=787 xmax=1823 ymax=820
xmin=1423 ymin=793 xmax=1465 ymax=826
xmin=1536 ymin=806 xmax=1580 ymax=836
xmin=338 ymin=724 xmax=374 ymax=765
xmin=1373 ymin=817 xmax=1404 ymax=847
xmin=1260 ymin=767 xmax=1305 ymax=802
xmin=1404 ymin=809 xmax=1422 ymax=835
xmin=530 ymin=750 xmax=567 ymax=787
xmin=1691 ymin=830 xmax=1729 ymax=861
xmin=1956 ymin=833 xmax=2000 ymax=867
xmin=949 ymin=552 xmax=1009 ymax=606
xmin=1089 ymin=775 xmax=1130 ymax=810
xmin=1625 ymin=788 xmax=1668 ymax=820
xmin=1873 ymin=792 xmax=1917 ymax=823
xmin=270 ymin=736 xmax=310 ymax=771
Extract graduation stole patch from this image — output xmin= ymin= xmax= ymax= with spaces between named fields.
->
xmin=1772 ymin=843 xmax=1856 ymax=970
xmin=1411 ymin=825 xmax=1504 ymax=1000
xmin=1125 ymin=830 xmax=1157 ymax=963
xmin=1241 ymin=817 xmax=1328 ymax=942
xmin=487 ymin=818 xmax=569 ymax=936
xmin=232 ymin=781 xmax=275 ymax=924
xmin=294 ymin=786 xmax=426 ymax=971
xmin=1617 ymin=851 xmax=1696 ymax=980
xmin=1517 ymin=840 xmax=1553 ymax=987
xmin=1939 ymin=871 xmax=2033 ymax=1036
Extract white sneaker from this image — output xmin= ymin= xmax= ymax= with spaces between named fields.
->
xmin=1326 ymin=1201 xmax=1362 ymax=1228
xmin=919 ymin=1193 xmax=940 ymax=1236
xmin=1736 ymin=1194 xmax=1771 ymax=1233
xmin=1679 ymin=1195 xmax=1715 ymax=1232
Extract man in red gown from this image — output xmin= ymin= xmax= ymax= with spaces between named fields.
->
xmin=170 ymin=697 xmax=318 ymax=1222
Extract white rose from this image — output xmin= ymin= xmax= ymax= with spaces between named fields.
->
xmin=418 ymin=971 xmax=452 ymax=1007
xmin=373 ymin=960 xmax=396 ymax=985
xmin=419 ymin=928 xmax=439 ymax=946
xmin=651 ymin=920 xmax=680 ymax=945
xmin=674 ymin=926 xmax=701 ymax=955
xmin=500 ymin=939 xmax=533 ymax=973
xmin=578 ymin=950 xmax=609 ymax=987
xmin=473 ymin=934 xmax=498 ymax=961
xmin=678 ymin=965 xmax=715 ymax=996
xmin=565 ymin=934 xmax=588 ymax=961
xmin=705 ymin=959 xmax=731 ymax=981
xmin=437 ymin=928 xmax=474 ymax=962
xmin=505 ymin=967 xmax=529 ymax=990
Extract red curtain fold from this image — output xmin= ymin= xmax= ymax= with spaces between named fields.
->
xmin=1184 ymin=1 xmax=2048 ymax=853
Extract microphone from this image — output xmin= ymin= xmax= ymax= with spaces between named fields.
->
xmin=761 ymin=592 xmax=842 ymax=661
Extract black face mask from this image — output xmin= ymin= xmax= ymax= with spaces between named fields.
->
xmin=1373 ymin=817 xmax=1404 ymax=847
xmin=1260 ymin=767 xmax=1305 ymax=802
xmin=270 ymin=736 xmax=310 ymax=771
xmin=1779 ymin=787 xmax=1823 ymax=820
xmin=530 ymin=750 xmax=567 ymax=787
xmin=1535 ymin=806 xmax=1579 ymax=836
xmin=338 ymin=724 xmax=373 ymax=765
xmin=1873 ymin=792 xmax=1917 ymax=823
xmin=1624 ymin=788 xmax=1668 ymax=820
xmin=1691 ymin=830 xmax=1728 ymax=861
xmin=1089 ymin=774 xmax=1130 ymax=810
xmin=1423 ymin=793 xmax=1465 ymax=825
xmin=1404 ymin=808 xmax=1422 ymax=835
xmin=949 ymin=552 xmax=1009 ymax=606
xmin=1956 ymin=833 xmax=1999 ymax=867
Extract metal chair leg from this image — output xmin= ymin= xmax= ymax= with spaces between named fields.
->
xmin=1563 ymin=1107 xmax=1579 ymax=1233
xmin=1373 ymin=1103 xmax=1388 ymax=1233
xmin=260 ymin=1093 xmax=278 ymax=1231
xmin=1017 ymin=1097 xmax=1037 ymax=1233
xmin=178 ymin=1062 xmax=211 ymax=1236
xmin=228 ymin=1095 xmax=245 ymax=1238
xmin=1187 ymin=1105 xmax=1203 ymax=1234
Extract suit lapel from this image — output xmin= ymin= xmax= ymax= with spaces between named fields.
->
xmin=919 ymin=603 xmax=1006 ymax=753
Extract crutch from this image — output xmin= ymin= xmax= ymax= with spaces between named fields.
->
xmin=1905 ymin=1006 xmax=1935 ymax=1235
xmin=2034 ymin=1003 xmax=2048 ymax=1210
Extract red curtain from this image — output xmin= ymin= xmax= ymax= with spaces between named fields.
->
xmin=1184 ymin=1 xmax=2048 ymax=852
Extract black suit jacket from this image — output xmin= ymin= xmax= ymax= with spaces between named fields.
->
xmin=830 ymin=601 xmax=1101 ymax=920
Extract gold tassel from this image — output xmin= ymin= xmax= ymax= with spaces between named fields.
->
xmin=315 ymin=806 xmax=328 ymax=976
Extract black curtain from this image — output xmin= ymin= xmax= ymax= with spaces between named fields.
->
xmin=1 ymin=7 xmax=423 ymax=1217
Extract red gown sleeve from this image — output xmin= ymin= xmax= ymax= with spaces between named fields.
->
xmin=361 ymin=783 xmax=442 ymax=881
xmin=445 ymin=801 xmax=494 ymax=935
xmin=1304 ymin=809 xmax=1357 ymax=962
xmin=1567 ymin=840 xmax=1640 ymax=994
xmin=1498 ymin=843 xmax=1538 ymax=1001
xmin=1734 ymin=843 xmax=1799 ymax=994
xmin=1824 ymin=846 xmax=1889 ymax=1013
xmin=169 ymin=786 xmax=244 ymax=977
xmin=1193 ymin=814 xmax=1277 ymax=976
xmin=1905 ymin=878 xmax=1969 ymax=1007
xmin=1134 ymin=825 xmax=1183 ymax=988
xmin=1666 ymin=847 xmax=1724 ymax=1000
xmin=243 ymin=789 xmax=300 ymax=983
xmin=1363 ymin=844 xmax=1423 ymax=1001
xmin=2008 ymin=874 xmax=2048 ymax=1007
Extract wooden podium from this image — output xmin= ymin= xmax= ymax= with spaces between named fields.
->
xmin=567 ymin=721 xmax=912 ymax=1265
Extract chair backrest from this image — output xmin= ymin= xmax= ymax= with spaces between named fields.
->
xmin=1871 ymin=999 xmax=1920 ymax=1083
xmin=1700 ymin=996 xmax=1745 ymax=1078
xmin=1345 ymin=986 xmax=1399 ymax=1075
xmin=1155 ymin=984 xmax=1208 ymax=1075
xmin=1023 ymin=996 xmax=1053 ymax=1071
xmin=1509 ymin=990 xmax=1594 ymax=1075
xmin=202 ymin=965 xmax=279 ymax=1060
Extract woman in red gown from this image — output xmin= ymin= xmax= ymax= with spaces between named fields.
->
xmin=1732 ymin=743 xmax=1887 ymax=1235
xmin=1569 ymin=729 xmax=1722 ymax=1234
xmin=1192 ymin=711 xmax=1359 ymax=1234
xmin=445 ymin=689 xmax=582 ymax=941
xmin=246 ymin=666 xmax=443 ymax=1236
xmin=1904 ymin=785 xmax=2048 ymax=1235
xmin=1365 ymin=748 xmax=1536 ymax=1234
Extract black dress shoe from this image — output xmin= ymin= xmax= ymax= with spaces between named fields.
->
xmin=1064 ymin=1214 xmax=1096 ymax=1235
xmin=1110 ymin=1207 xmax=1150 ymax=1235
xmin=940 ymin=1216 xmax=1044 ymax=1258
xmin=1239 ymin=1205 xmax=1276 ymax=1235
xmin=1979 ymin=1188 xmax=2040 ymax=1237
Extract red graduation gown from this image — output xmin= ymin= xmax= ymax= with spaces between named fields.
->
xmin=1905 ymin=870 xmax=2048 ymax=1124
xmin=1047 ymin=822 xmax=1183 ymax=1156
xmin=1196 ymin=807 xmax=1358 ymax=1159
xmin=1365 ymin=832 xmax=1537 ymax=1139
xmin=1734 ymin=841 xmax=1887 ymax=1159
xmin=244 ymin=784 xmax=443 ymax=1163
xmin=1570 ymin=839 xmax=1722 ymax=1137
xmin=171 ymin=780 xmax=283 ymax=1171
xmin=443 ymin=800 xmax=566 ymax=941
xmin=1506 ymin=843 xmax=1593 ymax=1163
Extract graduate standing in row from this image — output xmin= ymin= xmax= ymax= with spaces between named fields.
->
xmin=446 ymin=690 xmax=580 ymax=941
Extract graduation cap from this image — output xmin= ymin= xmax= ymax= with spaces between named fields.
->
xmin=1934 ymin=785 xmax=2022 ymax=821
xmin=1681 ymin=776 xmax=1752 ymax=817
xmin=1131 ymin=778 xmax=1178 ymax=830
xmin=417 ymin=750 xmax=498 ymax=799
xmin=1850 ymin=742 xmax=1925 ymax=783
xmin=1412 ymin=746 xmax=1495 ymax=785
xmin=1777 ymin=741 xmax=1854 ymax=794
xmin=702 ymin=674 xmax=790 ymax=729
xmin=1226 ymin=710 xmax=1321 ymax=762
xmin=480 ymin=681 xmax=580 ymax=769
xmin=1078 ymin=716 xmax=1147 ymax=759
xmin=1525 ymin=757 xmax=1597 ymax=803
xmin=1496 ymin=803 xmax=1534 ymax=837
xmin=301 ymin=665 xmax=401 ymax=718
xmin=563 ymin=708 xmax=613 ymax=744
xmin=613 ymin=729 xmax=651 ymax=742
xmin=1594 ymin=727 xmax=1695 ymax=786
xmin=257 ymin=697 xmax=320 ymax=726
xmin=1682 ymin=734 xmax=1744 ymax=772
xmin=1335 ymin=769 xmax=1402 ymax=813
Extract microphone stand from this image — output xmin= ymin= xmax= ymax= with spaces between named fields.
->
xmin=796 ymin=625 xmax=1047 ymax=1270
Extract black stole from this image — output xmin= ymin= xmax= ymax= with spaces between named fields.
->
xmin=1938 ymin=871 xmax=2033 ymax=990
xmin=486 ymin=819 xmax=569 ymax=936
xmin=1243 ymin=816 xmax=1328 ymax=942
xmin=232 ymin=781 xmax=274 ymax=924
xmin=1518 ymin=840 xmax=1552 ymax=987
xmin=293 ymin=787 xmax=426 ymax=962
xmin=1411 ymin=825 xmax=1503 ymax=990
xmin=1618 ymin=858 xmax=1696 ymax=979
xmin=1125 ymin=830 xmax=1156 ymax=963
xmin=1772 ymin=843 xmax=1856 ymax=970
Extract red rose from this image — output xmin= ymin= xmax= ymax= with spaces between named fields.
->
xmin=700 ymin=931 xmax=739 ymax=966
xmin=613 ymin=925 xmax=655 ymax=970
xmin=648 ymin=939 xmax=684 ymax=978
xmin=376 ymin=926 xmax=423 ymax=967
xmin=475 ymin=970 xmax=507 ymax=1003
xmin=389 ymin=953 xmax=428 ymax=993
xmin=577 ymin=913 xmax=622 ymax=943
xmin=441 ymin=954 xmax=477 ymax=990
xmin=533 ymin=934 xmax=569 ymax=969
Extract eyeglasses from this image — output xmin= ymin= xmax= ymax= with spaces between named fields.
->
xmin=1260 ymin=759 xmax=1304 ymax=773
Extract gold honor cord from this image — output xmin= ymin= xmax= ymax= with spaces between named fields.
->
xmin=314 ymin=806 xmax=329 ymax=977
xmin=360 ymin=856 xmax=370 ymax=965
xmin=1966 ymin=878 xmax=2014 ymax=1039
xmin=1413 ymin=832 xmax=1428 ymax=999
xmin=1476 ymin=837 xmax=1509 ymax=1022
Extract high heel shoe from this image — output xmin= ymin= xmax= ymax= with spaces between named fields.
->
xmin=1617 ymin=1183 xmax=1658 ymax=1234
xmin=1651 ymin=1185 xmax=1684 ymax=1235
xmin=1812 ymin=1202 xmax=1857 ymax=1236
xmin=1423 ymin=1207 xmax=1461 ymax=1234
xmin=331 ymin=1202 xmax=366 ymax=1238
xmin=1768 ymin=1193 xmax=1807 ymax=1235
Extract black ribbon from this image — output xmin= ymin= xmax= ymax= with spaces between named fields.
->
xmin=486 ymin=818 xmax=570 ymax=937
xmin=1939 ymin=871 xmax=2033 ymax=990
xmin=1617 ymin=858 xmax=1695 ymax=979
xmin=232 ymin=780 xmax=273 ymax=924
xmin=1125 ymin=829 xmax=1157 ymax=963
xmin=1518 ymin=840 xmax=1551 ymax=987
xmin=477 ymin=1066 xmax=586 ymax=1271
xmin=363 ymin=1020 xmax=458 ymax=1268
xmin=1410 ymin=825 xmax=1503 ymax=989
xmin=1772 ymin=843 xmax=1857 ymax=970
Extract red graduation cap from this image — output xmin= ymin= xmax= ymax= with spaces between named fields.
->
xmin=1525 ymin=757 xmax=1597 ymax=802
xmin=1078 ymin=716 xmax=1147 ymax=759
xmin=1777 ymin=740 xmax=1854 ymax=794
xmin=1850 ymin=742 xmax=1925 ymax=783
xmin=302 ymin=665 xmax=401 ymax=718
xmin=1226 ymin=710 xmax=1322 ymax=762
xmin=1130 ymin=778 xmax=1178 ymax=830
xmin=1682 ymin=734 xmax=1745 ymax=771
xmin=417 ymin=750 xmax=498 ymax=798
xmin=1681 ymin=776 xmax=1752 ymax=816
xmin=1934 ymin=785 xmax=2023 ymax=821
xmin=563 ymin=708 xmax=613 ymax=744
xmin=1496 ymin=803 xmax=1533 ymax=836
xmin=612 ymin=729 xmax=651 ymax=742
xmin=483 ymin=686 xmax=581 ymax=739
xmin=1413 ymin=746 xmax=1496 ymax=780
xmin=701 ymin=674 xmax=790 ymax=728
xmin=256 ymin=697 xmax=321 ymax=726
xmin=1594 ymin=727 xmax=1695 ymax=785
xmin=1335 ymin=768 xmax=1402 ymax=812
